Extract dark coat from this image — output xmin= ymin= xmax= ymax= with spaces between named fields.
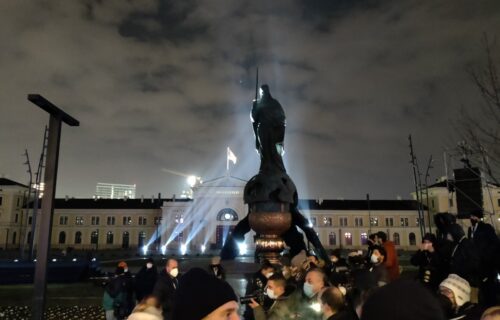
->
xmin=244 ymin=271 xmax=271 ymax=320
xmin=410 ymin=249 xmax=446 ymax=291
xmin=152 ymin=269 xmax=178 ymax=318
xmin=468 ymin=221 xmax=500 ymax=275
xmin=448 ymin=224 xmax=480 ymax=286
xmin=134 ymin=265 xmax=157 ymax=302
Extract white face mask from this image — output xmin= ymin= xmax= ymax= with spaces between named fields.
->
xmin=146 ymin=263 xmax=153 ymax=269
xmin=370 ymin=254 xmax=379 ymax=264
xmin=169 ymin=267 xmax=179 ymax=278
xmin=266 ymin=288 xmax=278 ymax=300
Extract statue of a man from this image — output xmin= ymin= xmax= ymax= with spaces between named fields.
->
xmin=251 ymin=84 xmax=286 ymax=173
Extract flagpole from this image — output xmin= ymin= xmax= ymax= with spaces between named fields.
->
xmin=226 ymin=147 xmax=229 ymax=174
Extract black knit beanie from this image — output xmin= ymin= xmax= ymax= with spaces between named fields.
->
xmin=361 ymin=279 xmax=445 ymax=320
xmin=173 ymin=268 xmax=238 ymax=320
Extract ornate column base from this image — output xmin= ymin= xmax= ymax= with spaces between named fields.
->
xmin=254 ymin=235 xmax=286 ymax=265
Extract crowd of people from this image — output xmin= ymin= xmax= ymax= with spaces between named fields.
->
xmin=102 ymin=211 xmax=500 ymax=320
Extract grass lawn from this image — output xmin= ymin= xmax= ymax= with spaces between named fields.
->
xmin=0 ymin=282 xmax=103 ymax=307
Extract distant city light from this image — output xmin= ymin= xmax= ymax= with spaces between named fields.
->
xmin=72 ymin=258 xmax=77 ymax=262
xmin=13 ymin=259 xmax=19 ymax=262
xmin=238 ymin=242 xmax=247 ymax=255
xmin=91 ymin=258 xmax=96 ymax=262
xmin=187 ymin=176 xmax=197 ymax=188
xmin=180 ymin=243 xmax=187 ymax=255
xmin=142 ymin=245 xmax=149 ymax=255
xmin=52 ymin=258 xmax=57 ymax=262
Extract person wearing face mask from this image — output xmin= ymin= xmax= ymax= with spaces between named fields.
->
xmin=294 ymin=268 xmax=329 ymax=320
xmin=467 ymin=210 xmax=500 ymax=308
xmin=243 ymin=260 xmax=275 ymax=320
xmin=152 ymin=258 xmax=179 ymax=319
xmin=135 ymin=258 xmax=157 ymax=303
xmin=368 ymin=246 xmax=388 ymax=287
xmin=208 ymin=256 xmax=226 ymax=280
xmin=117 ymin=261 xmax=135 ymax=317
xmin=249 ymin=274 xmax=297 ymax=320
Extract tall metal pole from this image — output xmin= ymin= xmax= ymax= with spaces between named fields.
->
xmin=424 ymin=155 xmax=433 ymax=234
xmin=21 ymin=150 xmax=33 ymax=259
xmin=29 ymin=126 xmax=48 ymax=260
xmin=367 ymin=193 xmax=372 ymax=235
xmin=28 ymin=94 xmax=79 ymax=320
xmin=409 ymin=135 xmax=424 ymax=239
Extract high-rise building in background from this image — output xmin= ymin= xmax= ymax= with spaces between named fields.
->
xmin=95 ymin=183 xmax=136 ymax=199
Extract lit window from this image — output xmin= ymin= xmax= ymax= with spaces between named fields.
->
xmin=370 ymin=217 xmax=379 ymax=227
xmin=323 ymin=217 xmax=332 ymax=226
xmin=123 ymin=216 xmax=132 ymax=225
xmin=361 ymin=232 xmax=368 ymax=245
xmin=344 ymin=232 xmax=352 ymax=245
xmin=106 ymin=231 xmax=114 ymax=244
xmin=75 ymin=217 xmax=84 ymax=225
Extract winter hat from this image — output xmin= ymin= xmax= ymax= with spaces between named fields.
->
xmin=173 ymin=268 xmax=238 ymax=320
xmin=470 ymin=210 xmax=483 ymax=219
xmin=439 ymin=274 xmax=471 ymax=307
xmin=361 ymin=279 xmax=446 ymax=320
xmin=422 ymin=233 xmax=437 ymax=245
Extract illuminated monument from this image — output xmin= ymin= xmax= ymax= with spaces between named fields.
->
xmin=221 ymin=83 xmax=329 ymax=264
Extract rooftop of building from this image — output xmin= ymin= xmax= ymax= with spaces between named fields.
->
xmin=298 ymin=199 xmax=425 ymax=211
xmin=0 ymin=178 xmax=29 ymax=188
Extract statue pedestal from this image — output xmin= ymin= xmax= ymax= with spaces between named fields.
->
xmin=248 ymin=203 xmax=291 ymax=265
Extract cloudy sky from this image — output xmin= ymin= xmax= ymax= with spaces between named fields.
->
xmin=1 ymin=0 xmax=499 ymax=200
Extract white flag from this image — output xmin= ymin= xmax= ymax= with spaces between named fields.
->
xmin=227 ymin=147 xmax=237 ymax=164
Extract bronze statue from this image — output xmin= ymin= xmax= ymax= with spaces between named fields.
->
xmin=221 ymin=83 xmax=330 ymax=265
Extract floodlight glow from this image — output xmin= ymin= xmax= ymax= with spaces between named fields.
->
xmin=201 ymin=244 xmax=206 ymax=253
xmin=142 ymin=245 xmax=149 ymax=255
xmin=91 ymin=258 xmax=96 ymax=262
xmin=180 ymin=243 xmax=187 ymax=255
xmin=161 ymin=245 xmax=167 ymax=255
xmin=310 ymin=302 xmax=321 ymax=313
xmin=238 ymin=242 xmax=248 ymax=255
xmin=72 ymin=258 xmax=77 ymax=262
xmin=187 ymin=176 xmax=197 ymax=187
xmin=14 ymin=259 xmax=19 ymax=262
xmin=52 ymin=258 xmax=57 ymax=262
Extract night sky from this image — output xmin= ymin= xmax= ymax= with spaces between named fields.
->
xmin=1 ymin=1 xmax=499 ymax=200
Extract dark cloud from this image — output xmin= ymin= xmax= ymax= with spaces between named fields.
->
xmin=1 ymin=0 xmax=499 ymax=199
